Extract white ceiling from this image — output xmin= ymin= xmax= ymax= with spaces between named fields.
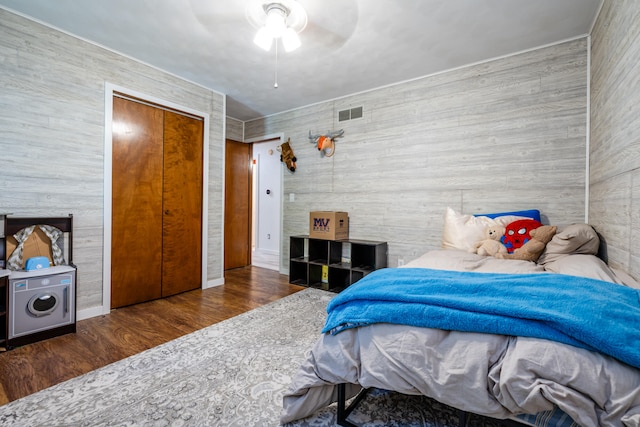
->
xmin=0 ymin=0 xmax=602 ymax=121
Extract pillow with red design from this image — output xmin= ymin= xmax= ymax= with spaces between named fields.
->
xmin=441 ymin=207 xmax=530 ymax=252
xmin=502 ymin=219 xmax=543 ymax=253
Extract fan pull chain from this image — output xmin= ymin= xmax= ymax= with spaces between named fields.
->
xmin=274 ymin=41 xmax=279 ymax=88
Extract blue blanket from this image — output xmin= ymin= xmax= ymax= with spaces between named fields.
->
xmin=322 ymin=268 xmax=640 ymax=369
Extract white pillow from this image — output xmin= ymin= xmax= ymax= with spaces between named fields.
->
xmin=441 ymin=207 xmax=528 ymax=252
xmin=537 ymin=223 xmax=600 ymax=265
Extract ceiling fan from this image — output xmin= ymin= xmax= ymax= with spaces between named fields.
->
xmin=246 ymin=0 xmax=308 ymax=52
xmin=188 ymin=0 xmax=358 ymax=53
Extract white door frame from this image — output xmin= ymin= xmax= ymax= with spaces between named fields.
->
xmin=100 ymin=82 xmax=210 ymax=316
xmin=245 ymin=133 xmax=284 ymax=272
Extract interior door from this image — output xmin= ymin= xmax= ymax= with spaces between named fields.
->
xmin=224 ymin=139 xmax=252 ymax=270
xmin=161 ymin=110 xmax=203 ymax=297
xmin=111 ymin=96 xmax=204 ymax=308
xmin=111 ymin=97 xmax=164 ymax=307
xmin=252 ymin=139 xmax=281 ymax=270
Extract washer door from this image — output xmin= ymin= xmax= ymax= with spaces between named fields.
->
xmin=27 ymin=293 xmax=60 ymax=317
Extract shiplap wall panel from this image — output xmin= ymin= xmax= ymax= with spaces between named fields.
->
xmin=246 ymin=39 xmax=588 ymax=268
xmin=590 ymin=0 xmax=640 ymax=280
xmin=0 ymin=10 xmax=225 ymax=313
xmin=589 ymin=174 xmax=632 ymax=264
xmin=631 ymin=169 xmax=640 ymax=275
xmin=226 ymin=117 xmax=243 ymax=141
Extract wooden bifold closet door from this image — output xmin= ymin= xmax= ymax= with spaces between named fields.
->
xmin=111 ymin=96 xmax=203 ymax=309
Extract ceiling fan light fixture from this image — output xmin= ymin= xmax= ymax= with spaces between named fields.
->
xmin=248 ymin=0 xmax=307 ymax=52
xmin=282 ymin=27 xmax=301 ymax=52
xmin=253 ymin=26 xmax=273 ymax=51
xmin=264 ymin=4 xmax=287 ymax=38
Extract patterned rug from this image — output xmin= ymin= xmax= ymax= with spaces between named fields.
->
xmin=0 ymin=288 xmax=509 ymax=427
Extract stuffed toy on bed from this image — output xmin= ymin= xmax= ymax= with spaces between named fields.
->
xmin=470 ymin=225 xmax=507 ymax=256
xmin=502 ymin=218 xmax=543 ymax=253
xmin=496 ymin=225 xmax=557 ymax=262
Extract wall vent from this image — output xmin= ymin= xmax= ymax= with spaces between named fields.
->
xmin=338 ymin=106 xmax=363 ymax=122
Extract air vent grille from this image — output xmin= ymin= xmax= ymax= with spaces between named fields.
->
xmin=338 ymin=106 xmax=363 ymax=122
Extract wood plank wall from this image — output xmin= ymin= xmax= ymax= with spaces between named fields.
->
xmin=590 ymin=0 xmax=640 ymax=281
xmin=226 ymin=117 xmax=244 ymax=142
xmin=0 ymin=10 xmax=226 ymax=315
xmin=245 ymin=39 xmax=589 ymax=269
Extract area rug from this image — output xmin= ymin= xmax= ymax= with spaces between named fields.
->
xmin=0 ymin=288 xmax=508 ymax=427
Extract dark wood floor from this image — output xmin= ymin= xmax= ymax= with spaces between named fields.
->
xmin=0 ymin=266 xmax=302 ymax=406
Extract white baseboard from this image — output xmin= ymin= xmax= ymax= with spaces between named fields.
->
xmin=77 ymin=278 xmax=225 ymax=321
xmin=77 ymin=305 xmax=107 ymax=321
xmin=251 ymin=261 xmax=279 ymax=271
xmin=204 ymin=277 xmax=224 ymax=289
xmin=252 ymin=248 xmax=279 ymax=271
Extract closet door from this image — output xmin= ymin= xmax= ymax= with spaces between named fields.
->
xmin=111 ymin=97 xmax=164 ymax=307
xmin=111 ymin=97 xmax=204 ymax=308
xmin=161 ymin=110 xmax=203 ymax=297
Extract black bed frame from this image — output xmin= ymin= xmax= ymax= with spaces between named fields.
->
xmin=336 ymin=383 xmax=528 ymax=427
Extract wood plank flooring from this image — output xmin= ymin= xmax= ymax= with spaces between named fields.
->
xmin=0 ymin=266 xmax=302 ymax=406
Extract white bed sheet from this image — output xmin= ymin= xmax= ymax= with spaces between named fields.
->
xmin=281 ymin=250 xmax=640 ymax=426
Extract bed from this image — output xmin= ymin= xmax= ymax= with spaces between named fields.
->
xmin=280 ymin=210 xmax=640 ymax=427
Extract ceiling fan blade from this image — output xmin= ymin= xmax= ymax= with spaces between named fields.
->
xmin=296 ymin=0 xmax=358 ymax=50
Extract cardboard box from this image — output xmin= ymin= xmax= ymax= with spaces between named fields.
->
xmin=6 ymin=226 xmax=54 ymax=269
xmin=309 ymin=211 xmax=349 ymax=240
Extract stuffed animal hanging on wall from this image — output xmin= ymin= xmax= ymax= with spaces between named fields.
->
xmin=308 ymin=129 xmax=344 ymax=157
xmin=277 ymin=138 xmax=297 ymax=172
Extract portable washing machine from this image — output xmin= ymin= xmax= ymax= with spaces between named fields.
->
xmin=8 ymin=265 xmax=76 ymax=344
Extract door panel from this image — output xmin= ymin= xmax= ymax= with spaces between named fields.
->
xmin=224 ymin=139 xmax=252 ymax=270
xmin=161 ymin=110 xmax=204 ymax=296
xmin=111 ymin=97 xmax=164 ymax=308
xmin=253 ymin=140 xmax=281 ymax=254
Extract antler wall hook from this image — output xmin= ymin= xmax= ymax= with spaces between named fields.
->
xmin=308 ymin=129 xmax=344 ymax=157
